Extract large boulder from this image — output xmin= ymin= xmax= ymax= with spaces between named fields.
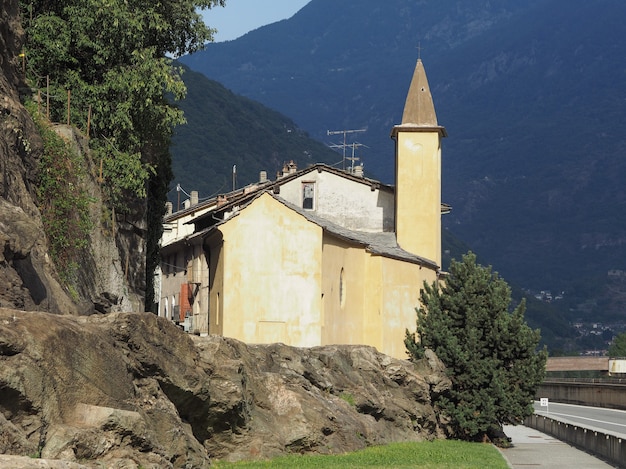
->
xmin=0 ymin=309 xmax=450 ymax=467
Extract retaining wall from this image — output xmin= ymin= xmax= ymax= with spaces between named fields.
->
xmin=537 ymin=380 xmax=626 ymax=410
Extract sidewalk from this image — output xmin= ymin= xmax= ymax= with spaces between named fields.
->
xmin=498 ymin=425 xmax=617 ymax=468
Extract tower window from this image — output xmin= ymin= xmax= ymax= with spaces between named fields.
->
xmin=302 ymin=182 xmax=315 ymax=210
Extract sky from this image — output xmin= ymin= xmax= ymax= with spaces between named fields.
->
xmin=202 ymin=0 xmax=311 ymax=42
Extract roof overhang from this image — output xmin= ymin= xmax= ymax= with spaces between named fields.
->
xmin=390 ymin=124 xmax=448 ymax=139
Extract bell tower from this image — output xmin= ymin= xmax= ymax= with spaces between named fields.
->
xmin=391 ymin=59 xmax=447 ymax=266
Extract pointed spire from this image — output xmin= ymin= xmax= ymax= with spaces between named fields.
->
xmin=401 ymin=59 xmax=438 ymax=126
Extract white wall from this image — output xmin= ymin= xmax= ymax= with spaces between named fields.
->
xmin=277 ymin=170 xmax=394 ymax=232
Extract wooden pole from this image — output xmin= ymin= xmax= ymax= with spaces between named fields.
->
xmin=98 ymin=158 xmax=103 ymax=184
xmin=67 ymin=89 xmax=70 ymax=125
xmin=46 ymin=75 xmax=49 ymax=121
xmin=86 ymin=105 xmax=91 ymax=138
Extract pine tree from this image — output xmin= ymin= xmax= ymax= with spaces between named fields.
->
xmin=608 ymin=332 xmax=626 ymax=357
xmin=405 ymin=252 xmax=547 ymax=443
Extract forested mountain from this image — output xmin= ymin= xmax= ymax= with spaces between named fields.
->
xmin=171 ymin=66 xmax=340 ymax=200
xmin=174 ymin=0 xmax=626 ymax=350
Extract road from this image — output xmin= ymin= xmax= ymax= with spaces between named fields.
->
xmin=534 ymin=400 xmax=626 ymax=437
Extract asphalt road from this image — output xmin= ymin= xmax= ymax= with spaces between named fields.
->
xmin=533 ymin=400 xmax=626 ymax=437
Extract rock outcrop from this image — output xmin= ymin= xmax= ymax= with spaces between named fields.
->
xmin=0 ymin=0 xmax=78 ymax=314
xmin=0 ymin=308 xmax=451 ymax=467
xmin=0 ymin=0 xmax=145 ymax=314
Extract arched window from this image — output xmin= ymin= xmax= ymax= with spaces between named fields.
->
xmin=339 ymin=268 xmax=346 ymax=308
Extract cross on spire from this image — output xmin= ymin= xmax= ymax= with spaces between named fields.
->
xmin=417 ymin=41 xmax=422 ymax=60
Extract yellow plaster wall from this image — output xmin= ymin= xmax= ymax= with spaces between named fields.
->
xmin=320 ymin=236 xmax=368 ymax=346
xmin=190 ymin=243 xmax=210 ymax=335
xmin=395 ymin=131 xmax=442 ymax=266
xmin=206 ymin=231 xmax=224 ymax=336
xmin=218 ymin=193 xmax=324 ymax=346
xmin=379 ymin=258 xmax=438 ymax=358
xmin=320 ymin=234 xmax=437 ymax=358
xmin=362 ymin=255 xmax=384 ymax=352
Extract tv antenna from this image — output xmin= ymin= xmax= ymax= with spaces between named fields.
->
xmin=345 ymin=142 xmax=368 ymax=174
xmin=327 ymin=128 xmax=366 ymax=170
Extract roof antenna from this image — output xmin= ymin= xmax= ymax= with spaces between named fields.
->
xmin=327 ymin=128 xmax=367 ymax=171
xmin=417 ymin=41 xmax=422 ymax=61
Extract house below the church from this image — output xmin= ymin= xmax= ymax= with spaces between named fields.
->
xmin=157 ymin=59 xmax=448 ymax=359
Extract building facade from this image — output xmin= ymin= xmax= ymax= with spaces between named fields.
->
xmin=157 ymin=59 xmax=448 ymax=359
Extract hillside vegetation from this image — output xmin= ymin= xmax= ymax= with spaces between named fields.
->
xmin=172 ymin=66 xmax=342 ymax=198
xmin=18 ymin=0 xmax=225 ymax=310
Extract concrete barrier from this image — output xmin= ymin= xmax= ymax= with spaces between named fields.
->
xmin=524 ymin=414 xmax=625 ymax=469
xmin=537 ymin=380 xmax=626 ymax=410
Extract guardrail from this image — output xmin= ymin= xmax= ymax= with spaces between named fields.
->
xmin=524 ymin=414 xmax=625 ymax=469
xmin=544 ymin=377 xmax=626 ymax=385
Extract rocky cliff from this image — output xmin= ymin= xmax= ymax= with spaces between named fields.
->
xmin=0 ymin=309 xmax=450 ymax=468
xmin=0 ymin=0 xmax=144 ymax=314
xmin=0 ymin=1 xmax=76 ymax=314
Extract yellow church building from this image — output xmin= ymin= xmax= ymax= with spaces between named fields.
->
xmin=158 ymin=59 xmax=448 ymax=359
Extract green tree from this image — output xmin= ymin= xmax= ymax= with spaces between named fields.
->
xmin=21 ymin=0 xmax=225 ymax=310
xmin=608 ymin=332 xmax=626 ymax=357
xmin=405 ymin=252 xmax=547 ymax=443
xmin=22 ymin=0 xmax=224 ymax=203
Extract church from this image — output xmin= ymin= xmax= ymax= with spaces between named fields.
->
xmin=157 ymin=59 xmax=448 ymax=359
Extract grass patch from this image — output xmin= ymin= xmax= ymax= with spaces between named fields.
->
xmin=339 ymin=392 xmax=355 ymax=406
xmin=213 ymin=439 xmax=508 ymax=469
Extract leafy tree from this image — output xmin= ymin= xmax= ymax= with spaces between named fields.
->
xmin=608 ymin=332 xmax=626 ymax=357
xmin=22 ymin=0 xmax=224 ymax=203
xmin=405 ymin=252 xmax=547 ymax=443
xmin=20 ymin=0 xmax=225 ymax=309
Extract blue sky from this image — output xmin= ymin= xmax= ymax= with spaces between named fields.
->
xmin=201 ymin=0 xmax=311 ymax=42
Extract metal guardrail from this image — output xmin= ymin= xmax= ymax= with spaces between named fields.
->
xmin=543 ymin=377 xmax=626 ymax=385
xmin=525 ymin=414 xmax=625 ymax=469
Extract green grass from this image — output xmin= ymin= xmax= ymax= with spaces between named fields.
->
xmin=213 ymin=439 xmax=509 ymax=469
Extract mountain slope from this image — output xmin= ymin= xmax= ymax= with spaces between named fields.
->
xmin=180 ymin=0 xmax=626 ymax=328
xmin=171 ymin=66 xmax=342 ymax=200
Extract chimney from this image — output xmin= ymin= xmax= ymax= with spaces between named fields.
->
xmin=217 ymin=195 xmax=228 ymax=207
xmin=259 ymin=171 xmax=268 ymax=183
xmin=165 ymin=201 xmax=173 ymax=215
xmin=190 ymin=191 xmax=198 ymax=206
xmin=353 ymin=164 xmax=364 ymax=177
xmin=287 ymin=160 xmax=297 ymax=174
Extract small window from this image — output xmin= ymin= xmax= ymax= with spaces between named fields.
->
xmin=302 ymin=182 xmax=315 ymax=210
